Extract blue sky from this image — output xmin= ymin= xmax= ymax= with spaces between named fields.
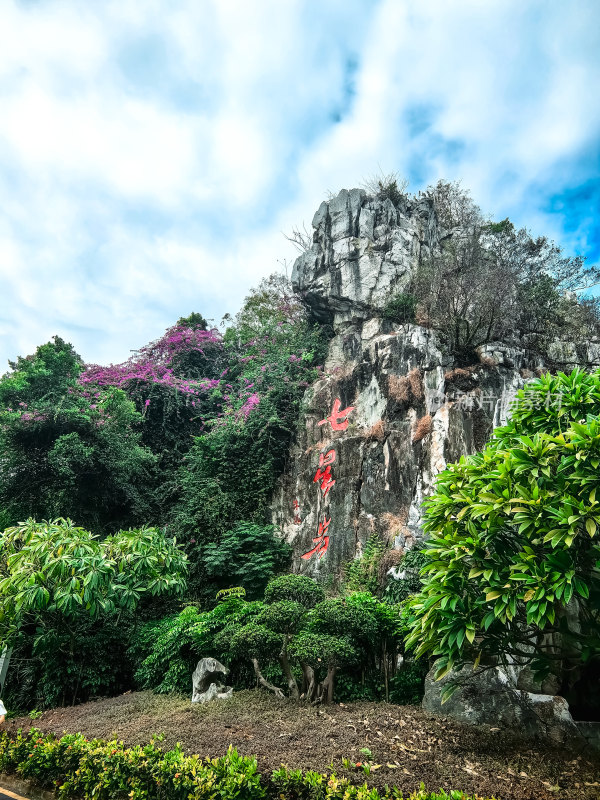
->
xmin=0 ymin=0 xmax=599 ymax=368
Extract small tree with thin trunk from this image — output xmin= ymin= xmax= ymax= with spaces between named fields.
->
xmin=223 ymin=574 xmax=325 ymax=700
xmin=258 ymin=601 xmax=306 ymax=699
xmin=289 ymin=632 xmax=358 ymax=704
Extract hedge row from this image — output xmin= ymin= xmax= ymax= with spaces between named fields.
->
xmin=0 ymin=728 xmax=496 ymax=800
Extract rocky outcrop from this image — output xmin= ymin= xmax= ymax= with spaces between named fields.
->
xmin=272 ymin=317 xmax=528 ymax=579
xmin=191 ymin=657 xmax=233 ymax=704
xmin=274 ymin=189 xmax=536 ymax=579
xmin=422 ymin=664 xmax=582 ymax=747
xmin=276 ymin=188 xmax=599 ymax=580
xmin=291 ymin=188 xmax=438 ymax=327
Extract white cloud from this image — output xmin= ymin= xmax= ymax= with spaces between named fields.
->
xmin=0 ymin=0 xmax=598 ymax=369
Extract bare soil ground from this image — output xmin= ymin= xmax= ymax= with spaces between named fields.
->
xmin=6 ymin=690 xmax=600 ymax=800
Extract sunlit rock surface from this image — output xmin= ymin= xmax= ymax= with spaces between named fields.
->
xmin=275 ymin=189 xmax=594 ymax=580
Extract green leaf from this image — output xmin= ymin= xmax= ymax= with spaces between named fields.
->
xmin=485 ymin=590 xmax=502 ymax=601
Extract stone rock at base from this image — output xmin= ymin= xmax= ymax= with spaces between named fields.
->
xmin=422 ymin=664 xmax=581 ymax=746
xmin=191 ymin=657 xmax=233 ymax=704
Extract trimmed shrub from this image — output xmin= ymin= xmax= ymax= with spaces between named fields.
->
xmin=0 ymin=728 xmax=498 ymax=800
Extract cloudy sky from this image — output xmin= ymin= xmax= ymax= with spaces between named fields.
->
xmin=1 ymin=0 xmax=599 ymax=368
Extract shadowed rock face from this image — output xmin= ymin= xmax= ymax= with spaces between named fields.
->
xmin=272 ymin=316 xmax=526 ymax=580
xmin=422 ymin=664 xmax=581 ymax=747
xmin=274 ymin=190 xmax=544 ymax=580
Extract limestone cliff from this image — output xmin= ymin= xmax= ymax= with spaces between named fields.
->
xmin=272 ymin=188 xmax=582 ymax=580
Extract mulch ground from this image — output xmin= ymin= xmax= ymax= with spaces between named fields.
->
xmin=6 ymin=690 xmax=600 ymax=800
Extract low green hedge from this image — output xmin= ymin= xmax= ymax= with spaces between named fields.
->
xmin=0 ymin=728 xmax=496 ymax=800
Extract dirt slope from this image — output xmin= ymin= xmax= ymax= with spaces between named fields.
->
xmin=6 ymin=691 xmax=600 ymax=800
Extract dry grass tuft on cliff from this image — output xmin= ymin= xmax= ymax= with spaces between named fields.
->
xmin=407 ymin=367 xmax=424 ymax=400
xmin=381 ymin=510 xmax=409 ymax=542
xmin=388 ymin=368 xmax=423 ymax=406
xmin=478 ymin=354 xmax=498 ymax=368
xmin=443 ymin=367 xmax=474 ymax=382
xmin=412 ymin=414 xmax=433 ymax=443
xmin=388 ymin=374 xmax=411 ymax=404
xmin=378 ymin=548 xmax=404 ymax=583
xmin=362 ymin=419 xmax=386 ymax=442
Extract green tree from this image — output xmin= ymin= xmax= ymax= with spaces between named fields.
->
xmin=0 ymin=336 xmax=82 ymax=407
xmin=263 ymin=573 xmax=324 ymax=608
xmin=0 ymin=339 xmax=156 ymax=533
xmin=406 ymin=368 xmax=600 ymax=694
xmin=410 ymin=181 xmax=600 ymax=362
xmin=174 ymin=274 xmax=327 ymax=545
xmin=131 ymin=597 xmax=263 ymax=695
xmin=0 ymin=518 xmax=187 ymax=707
xmin=216 ymin=575 xmax=326 ymax=701
xmin=192 ymin=522 xmax=292 ymax=601
xmin=288 ymin=632 xmax=358 ymax=704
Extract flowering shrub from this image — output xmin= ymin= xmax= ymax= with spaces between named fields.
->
xmin=80 ymin=324 xmax=225 ymax=399
xmin=173 ymin=277 xmax=328 ymax=560
xmin=0 ymin=728 xmax=496 ymax=800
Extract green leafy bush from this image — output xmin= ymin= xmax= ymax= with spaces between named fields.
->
xmin=407 ymin=368 xmax=600 ymax=688
xmin=0 ymin=728 xmax=496 ymax=800
xmin=198 ymin=522 xmax=292 ymax=600
xmin=132 ymin=598 xmax=263 ymax=694
xmin=383 ymin=549 xmax=427 ymax=604
xmin=382 ymin=293 xmax=417 ymax=325
xmin=174 ymin=275 xmax=328 ymax=550
xmin=388 ymin=661 xmax=429 ymax=706
xmin=0 ymin=519 xmax=188 ymax=708
xmin=264 ymin=574 xmax=325 ymax=608
xmin=344 ymin=535 xmax=388 ymax=595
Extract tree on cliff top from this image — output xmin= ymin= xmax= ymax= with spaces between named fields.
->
xmin=411 ymin=181 xmax=600 ymax=363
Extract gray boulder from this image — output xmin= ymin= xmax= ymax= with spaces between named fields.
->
xmin=423 ymin=664 xmax=581 ymax=746
xmin=191 ymin=657 xmax=233 ymax=704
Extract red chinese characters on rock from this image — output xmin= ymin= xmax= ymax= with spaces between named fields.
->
xmin=301 ymin=398 xmax=355 ymax=561
xmin=301 ymin=516 xmax=331 ymax=559
xmin=313 ymin=449 xmax=336 ymax=497
xmin=293 ymin=499 xmax=302 ymax=525
xmin=318 ymin=397 xmax=355 ymax=432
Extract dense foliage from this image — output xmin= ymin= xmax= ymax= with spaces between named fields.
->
xmin=0 ymin=338 xmax=156 ymax=533
xmin=174 ymin=276 xmax=327 ymax=544
xmin=131 ymin=575 xmax=418 ymax=706
xmin=0 ymin=728 xmax=493 ymax=800
xmin=0 ymin=518 xmax=187 ymax=708
xmin=1 ymin=180 xmax=597 ymax=726
xmin=0 ymin=274 xmax=326 ymax=604
xmin=131 ymin=598 xmax=264 ymax=695
xmin=407 ymin=368 xmax=600 ymax=693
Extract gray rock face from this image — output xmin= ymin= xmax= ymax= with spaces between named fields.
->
xmin=292 ymin=189 xmax=438 ymax=327
xmin=191 ymin=657 xmax=233 ymax=704
xmin=278 ymin=189 xmax=597 ymax=579
xmin=422 ymin=664 xmax=581 ymax=746
xmin=272 ymin=315 xmax=528 ymax=578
